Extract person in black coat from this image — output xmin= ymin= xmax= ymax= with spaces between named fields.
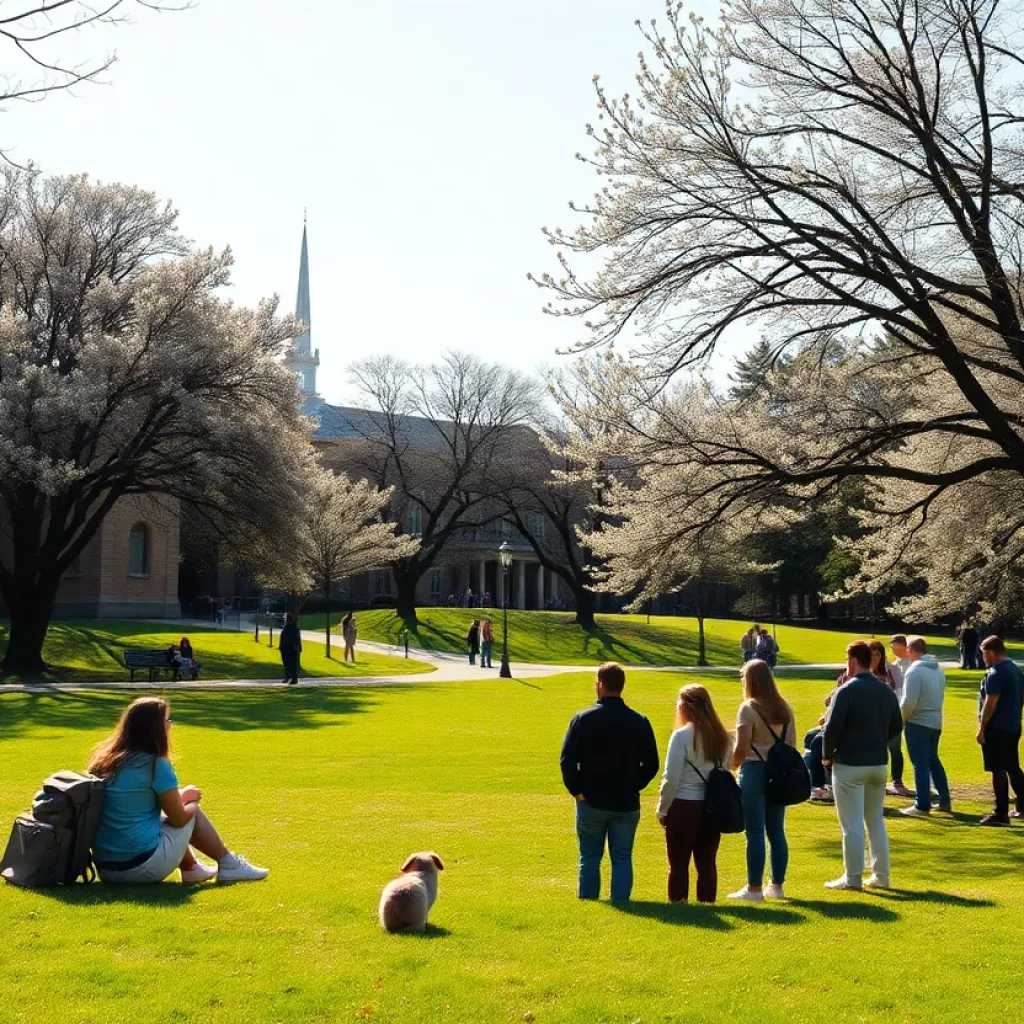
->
xmin=279 ymin=614 xmax=302 ymax=686
xmin=559 ymin=662 xmax=659 ymax=901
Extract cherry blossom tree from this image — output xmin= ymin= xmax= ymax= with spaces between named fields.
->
xmin=0 ymin=168 xmax=312 ymax=676
xmin=257 ymin=465 xmax=419 ymax=657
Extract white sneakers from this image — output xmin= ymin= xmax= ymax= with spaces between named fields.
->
xmin=216 ymin=853 xmax=270 ymax=883
xmin=180 ymin=861 xmax=217 ymax=885
xmin=865 ymin=875 xmax=890 ymax=889
xmin=825 ymin=876 xmax=863 ymax=891
xmin=763 ymin=883 xmax=785 ymax=899
xmin=901 ymin=806 xmax=930 ymax=817
xmin=727 ymin=886 xmax=764 ymax=902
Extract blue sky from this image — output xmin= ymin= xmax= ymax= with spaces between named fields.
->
xmin=3 ymin=0 xmax=738 ymax=404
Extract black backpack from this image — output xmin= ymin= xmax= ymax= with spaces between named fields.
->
xmin=686 ymin=759 xmax=745 ymax=833
xmin=1 ymin=772 xmax=106 ymax=887
xmin=752 ymin=708 xmax=811 ymax=806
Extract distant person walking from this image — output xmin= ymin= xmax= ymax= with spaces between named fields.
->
xmin=279 ymin=614 xmax=302 ymax=686
xmin=342 ymin=612 xmax=357 ymax=663
xmin=822 ymin=641 xmax=903 ymax=891
xmin=656 ymin=684 xmax=734 ymax=903
xmin=754 ymin=629 xmax=777 ymax=668
xmin=976 ymin=636 xmax=1024 ymax=826
xmin=560 ymin=663 xmax=659 ymax=902
xmin=959 ymin=622 xmax=980 ymax=670
xmin=480 ymin=619 xmax=494 ymax=668
xmin=900 ymin=637 xmax=951 ymax=816
xmin=729 ymin=659 xmax=796 ymax=901
xmin=466 ymin=619 xmax=480 ymax=666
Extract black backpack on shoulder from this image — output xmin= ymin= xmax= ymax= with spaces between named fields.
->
xmin=686 ymin=759 xmax=745 ymax=833
xmin=752 ymin=709 xmax=811 ymax=806
xmin=1 ymin=771 xmax=106 ymax=887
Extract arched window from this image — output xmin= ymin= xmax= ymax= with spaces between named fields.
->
xmin=128 ymin=523 xmax=149 ymax=576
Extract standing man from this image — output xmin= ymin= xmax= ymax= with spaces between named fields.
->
xmin=959 ymin=622 xmax=979 ymax=670
xmin=822 ymin=641 xmax=903 ymax=891
xmin=279 ymin=613 xmax=302 ymax=686
xmin=977 ymin=636 xmax=1024 ymax=826
xmin=559 ymin=662 xmax=659 ymax=902
xmin=900 ymin=637 xmax=951 ymax=816
xmin=890 ymin=634 xmax=913 ymax=679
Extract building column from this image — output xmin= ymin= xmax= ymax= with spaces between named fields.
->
xmin=514 ymin=559 xmax=526 ymax=610
xmin=478 ymin=559 xmax=487 ymax=602
xmin=536 ymin=564 xmax=545 ymax=611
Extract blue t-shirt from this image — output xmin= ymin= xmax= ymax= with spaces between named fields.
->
xmin=93 ymin=755 xmax=179 ymax=862
xmin=979 ymin=659 xmax=1024 ymax=733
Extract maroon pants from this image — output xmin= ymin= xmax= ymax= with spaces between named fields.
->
xmin=665 ymin=798 xmax=721 ymax=903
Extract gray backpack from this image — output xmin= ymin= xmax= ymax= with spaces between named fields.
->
xmin=1 ymin=772 xmax=106 ymax=887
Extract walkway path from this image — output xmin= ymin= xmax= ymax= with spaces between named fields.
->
xmin=0 ymin=617 xmax=972 ymax=693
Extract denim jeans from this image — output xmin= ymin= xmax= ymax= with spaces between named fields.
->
xmin=889 ymin=734 xmax=906 ymax=784
xmin=481 ymin=642 xmax=492 ymax=668
xmin=804 ymin=729 xmax=827 ymax=789
xmin=832 ymin=761 xmax=890 ymax=883
xmin=904 ymin=722 xmax=951 ymax=811
xmin=575 ymin=802 xmax=641 ymax=901
xmin=737 ymin=760 xmax=788 ymax=887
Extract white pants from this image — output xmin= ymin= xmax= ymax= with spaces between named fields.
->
xmin=832 ymin=762 xmax=890 ymax=884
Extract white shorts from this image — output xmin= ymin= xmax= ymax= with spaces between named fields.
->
xmin=98 ymin=816 xmax=196 ymax=884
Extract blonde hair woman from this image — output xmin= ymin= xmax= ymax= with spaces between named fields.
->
xmin=656 ymin=684 xmax=734 ymax=902
xmin=729 ymin=660 xmax=796 ymax=901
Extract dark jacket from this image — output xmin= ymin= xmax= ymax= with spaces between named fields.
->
xmin=467 ymin=626 xmax=480 ymax=653
xmin=822 ymin=672 xmax=902 ymax=766
xmin=559 ymin=696 xmax=659 ymax=812
xmin=278 ymin=622 xmax=302 ymax=655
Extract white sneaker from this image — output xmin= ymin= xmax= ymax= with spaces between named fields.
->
xmin=180 ymin=861 xmax=216 ymax=885
xmin=901 ymin=806 xmax=931 ymax=817
xmin=217 ymin=853 xmax=269 ymax=883
xmin=865 ymin=875 xmax=890 ymax=889
xmin=727 ymin=886 xmax=764 ymax=901
xmin=825 ymin=876 xmax=862 ymax=891
xmin=764 ymin=883 xmax=785 ymax=899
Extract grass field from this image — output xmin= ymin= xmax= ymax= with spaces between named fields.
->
xmin=1 ymin=664 xmax=1020 ymax=1023
xmin=0 ymin=622 xmax=431 ymax=685
xmin=306 ymin=608 xmax=971 ymax=666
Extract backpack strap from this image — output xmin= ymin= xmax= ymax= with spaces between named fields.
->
xmin=684 ymin=757 xmax=708 ymax=783
xmin=750 ymin=705 xmax=792 ymax=762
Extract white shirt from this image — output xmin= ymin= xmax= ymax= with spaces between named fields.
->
xmin=655 ymin=723 xmax=734 ymax=818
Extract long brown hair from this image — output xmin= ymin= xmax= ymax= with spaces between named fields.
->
xmin=87 ymin=697 xmax=170 ymax=779
xmin=741 ymin=659 xmax=789 ymax=725
xmin=868 ymin=640 xmax=890 ymax=683
xmin=676 ymin=684 xmax=731 ymax=763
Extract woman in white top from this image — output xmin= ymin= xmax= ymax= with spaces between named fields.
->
xmin=656 ymin=684 xmax=734 ymax=903
xmin=729 ymin=659 xmax=797 ymax=902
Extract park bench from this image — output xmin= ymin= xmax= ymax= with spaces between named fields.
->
xmin=123 ymin=648 xmax=178 ymax=683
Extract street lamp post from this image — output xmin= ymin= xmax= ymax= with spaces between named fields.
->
xmin=499 ymin=541 xmax=513 ymax=679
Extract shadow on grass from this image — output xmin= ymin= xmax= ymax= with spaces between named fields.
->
xmin=609 ymin=899 xmax=806 ymax=930
xmin=0 ymin=686 xmax=396 ymax=739
xmin=389 ymin=923 xmax=452 ymax=939
xmin=788 ymin=898 xmax=899 ymax=921
xmin=867 ymin=888 xmax=994 ymax=908
xmin=23 ymin=881 xmax=203 ymax=907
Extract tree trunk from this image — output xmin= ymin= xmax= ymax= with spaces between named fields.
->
xmin=0 ymin=580 xmax=57 ymax=677
xmin=574 ymin=586 xmax=596 ymax=630
xmin=393 ymin=563 xmax=423 ymax=622
xmin=324 ymin=579 xmax=331 ymax=659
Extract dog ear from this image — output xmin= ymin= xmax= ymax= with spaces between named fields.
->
xmin=400 ymin=854 xmax=419 ymax=872
xmin=430 ymin=853 xmax=444 ymax=871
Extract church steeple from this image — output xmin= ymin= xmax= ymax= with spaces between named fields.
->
xmin=283 ymin=214 xmax=320 ymax=398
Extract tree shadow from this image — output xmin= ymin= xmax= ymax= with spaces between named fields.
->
xmin=609 ymin=899 xmax=805 ymax=930
xmin=0 ymin=686 xmax=398 ymax=740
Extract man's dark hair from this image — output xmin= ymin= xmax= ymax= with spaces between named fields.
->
xmin=980 ymin=635 xmax=1005 ymax=654
xmin=597 ymin=662 xmax=626 ymax=693
xmin=846 ymin=641 xmax=872 ymax=670
xmin=908 ymin=636 xmax=927 ymax=654
xmin=890 ymin=634 xmax=907 ymax=645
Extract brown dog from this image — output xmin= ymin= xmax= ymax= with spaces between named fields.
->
xmin=378 ymin=852 xmax=444 ymax=933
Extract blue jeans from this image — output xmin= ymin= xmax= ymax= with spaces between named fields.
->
xmin=575 ymin=802 xmax=641 ymax=901
xmin=904 ymin=722 xmax=950 ymax=811
xmin=481 ymin=642 xmax=492 ymax=668
xmin=738 ymin=761 xmax=788 ymax=887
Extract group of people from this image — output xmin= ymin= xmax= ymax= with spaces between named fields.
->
xmin=739 ymin=625 xmax=778 ymax=668
xmin=165 ymin=638 xmax=201 ymax=681
xmin=447 ymin=588 xmax=492 ymax=609
xmin=559 ymin=636 xmax=1024 ymax=904
xmin=466 ymin=619 xmax=495 ymax=667
xmin=956 ymin=621 xmax=993 ymax=670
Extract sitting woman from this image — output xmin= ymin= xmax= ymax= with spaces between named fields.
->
xmin=88 ymin=696 xmax=268 ymax=884
xmin=178 ymin=637 xmax=201 ymax=680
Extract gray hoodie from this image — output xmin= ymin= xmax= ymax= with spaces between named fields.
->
xmin=901 ymin=655 xmax=945 ymax=730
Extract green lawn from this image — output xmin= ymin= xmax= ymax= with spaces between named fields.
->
xmin=0 ymin=666 xmax=1020 ymax=1023
xmin=309 ymin=607 xmax=972 ymax=666
xmin=0 ymin=621 xmax=431 ymax=685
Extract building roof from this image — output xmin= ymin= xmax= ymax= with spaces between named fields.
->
xmin=306 ymin=401 xmax=452 ymax=450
